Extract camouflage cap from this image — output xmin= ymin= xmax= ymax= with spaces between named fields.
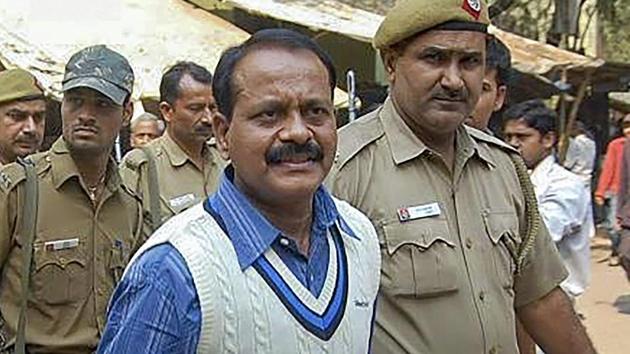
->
xmin=373 ymin=0 xmax=490 ymax=50
xmin=0 ymin=68 xmax=45 ymax=106
xmin=62 ymin=45 xmax=134 ymax=106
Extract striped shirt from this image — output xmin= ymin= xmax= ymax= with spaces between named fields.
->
xmin=98 ymin=166 xmax=356 ymax=353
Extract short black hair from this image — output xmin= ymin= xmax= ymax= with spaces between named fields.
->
xmin=213 ymin=28 xmax=337 ymax=120
xmin=486 ymin=35 xmax=512 ymax=87
xmin=503 ymin=99 xmax=557 ymax=136
xmin=160 ymin=61 xmax=213 ymax=105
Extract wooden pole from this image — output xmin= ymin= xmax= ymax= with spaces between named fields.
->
xmin=558 ymin=69 xmax=593 ymax=164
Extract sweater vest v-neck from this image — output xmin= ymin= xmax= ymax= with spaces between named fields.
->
xmin=127 ymin=198 xmax=381 ymax=354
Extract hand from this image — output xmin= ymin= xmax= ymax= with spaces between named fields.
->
xmin=594 ymin=196 xmax=605 ymax=206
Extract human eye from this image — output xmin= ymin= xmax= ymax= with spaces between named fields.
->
xmin=462 ymin=54 xmax=482 ymax=69
xmin=6 ymin=110 xmax=27 ymax=121
xmin=420 ymin=49 xmax=444 ymax=64
xmin=97 ymin=98 xmax=117 ymax=109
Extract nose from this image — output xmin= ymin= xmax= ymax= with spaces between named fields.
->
xmin=440 ymin=61 xmax=465 ymax=92
xmin=278 ymin=111 xmax=312 ymax=145
xmin=21 ymin=116 xmax=37 ymax=134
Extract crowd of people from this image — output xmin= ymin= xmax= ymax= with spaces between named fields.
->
xmin=0 ymin=0 xmax=627 ymax=353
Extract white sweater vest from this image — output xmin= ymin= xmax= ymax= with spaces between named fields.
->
xmin=129 ymin=198 xmax=381 ymax=354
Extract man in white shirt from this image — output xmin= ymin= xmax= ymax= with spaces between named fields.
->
xmin=564 ymin=121 xmax=596 ymax=187
xmin=503 ymin=100 xmax=592 ymax=299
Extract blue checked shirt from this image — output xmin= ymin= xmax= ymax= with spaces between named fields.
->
xmin=97 ymin=166 xmax=357 ymax=354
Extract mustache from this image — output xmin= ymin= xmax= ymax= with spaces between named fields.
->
xmin=194 ymin=121 xmax=213 ymax=133
xmin=15 ymin=132 xmax=39 ymax=144
xmin=265 ymin=141 xmax=324 ymax=164
xmin=73 ymin=123 xmax=98 ymax=132
xmin=431 ymin=87 xmax=468 ymax=102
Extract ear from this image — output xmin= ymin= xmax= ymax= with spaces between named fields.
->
xmin=122 ymin=100 xmax=134 ymax=126
xmin=381 ymin=49 xmax=398 ymax=83
xmin=159 ymin=101 xmax=174 ymax=123
xmin=494 ymin=85 xmax=507 ymax=112
xmin=542 ymin=131 xmax=556 ymax=150
xmin=211 ymin=112 xmax=231 ymax=161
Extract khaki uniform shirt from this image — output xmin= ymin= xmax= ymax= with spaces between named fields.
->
xmin=0 ymin=138 xmax=143 ymax=354
xmin=120 ymin=132 xmax=226 ymax=236
xmin=328 ymin=98 xmax=568 ymax=354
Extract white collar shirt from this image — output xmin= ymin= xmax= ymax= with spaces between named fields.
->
xmin=530 ymin=155 xmax=592 ymax=297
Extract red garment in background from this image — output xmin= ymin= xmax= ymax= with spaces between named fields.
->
xmin=595 ymin=136 xmax=625 ymax=199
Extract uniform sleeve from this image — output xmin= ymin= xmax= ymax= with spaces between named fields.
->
xmin=98 ymin=244 xmax=201 ymax=354
xmin=0 ymin=187 xmax=18 ymax=268
xmin=119 ymin=156 xmax=143 ymax=196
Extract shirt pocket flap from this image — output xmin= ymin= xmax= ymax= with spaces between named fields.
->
xmin=383 ymin=218 xmax=455 ymax=255
xmin=483 ymin=211 xmax=520 ymax=245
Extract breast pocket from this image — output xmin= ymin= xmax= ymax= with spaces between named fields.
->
xmin=483 ymin=210 xmax=520 ymax=289
xmin=380 ymin=218 xmax=459 ymax=298
xmin=31 ymin=240 xmax=89 ymax=306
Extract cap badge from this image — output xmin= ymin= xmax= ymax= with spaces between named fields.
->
xmin=462 ymin=0 xmax=482 ymax=19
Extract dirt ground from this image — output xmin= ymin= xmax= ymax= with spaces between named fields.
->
xmin=575 ymin=236 xmax=630 ymax=354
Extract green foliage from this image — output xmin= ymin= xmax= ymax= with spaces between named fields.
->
xmin=601 ymin=0 xmax=630 ymax=61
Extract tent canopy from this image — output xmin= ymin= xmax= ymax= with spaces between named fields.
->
xmin=0 ymin=0 xmax=248 ymax=100
xmin=194 ymin=0 xmax=630 ymax=97
xmin=0 ymin=0 xmax=354 ymax=108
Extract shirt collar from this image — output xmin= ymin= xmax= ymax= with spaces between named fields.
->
xmin=380 ymin=97 xmax=429 ymax=165
xmin=530 ymin=154 xmax=556 ymax=182
xmin=161 ymin=132 xmax=191 ymax=167
xmin=381 ymin=96 xmax=494 ymax=168
xmin=50 ymin=137 xmax=121 ymax=191
xmin=206 ymin=166 xmax=357 ymax=270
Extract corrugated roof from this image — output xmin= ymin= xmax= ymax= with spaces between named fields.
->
xmin=189 ymin=0 xmax=382 ymax=42
xmin=0 ymin=0 xmax=353 ymax=107
xmin=197 ymin=0 xmax=630 ymax=94
xmin=0 ymin=0 xmax=248 ymax=99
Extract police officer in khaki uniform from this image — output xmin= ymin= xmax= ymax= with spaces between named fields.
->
xmin=120 ymin=61 xmax=226 ymax=235
xmin=0 ymin=45 xmax=143 ymax=353
xmin=328 ymin=1 xmax=596 ymax=353
xmin=0 ymin=69 xmax=46 ymax=167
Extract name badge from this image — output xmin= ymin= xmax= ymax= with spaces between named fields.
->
xmin=44 ymin=238 xmax=79 ymax=251
xmin=169 ymin=193 xmax=196 ymax=209
xmin=397 ymin=202 xmax=441 ymax=222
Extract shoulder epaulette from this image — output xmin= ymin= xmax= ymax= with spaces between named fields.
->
xmin=122 ymin=148 xmax=150 ymax=171
xmin=466 ymin=126 xmax=518 ymax=154
xmin=0 ymin=153 xmax=48 ymax=192
xmin=336 ymin=109 xmax=385 ymax=169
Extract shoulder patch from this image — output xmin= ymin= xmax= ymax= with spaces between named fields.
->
xmin=122 ymin=148 xmax=149 ymax=170
xmin=0 ymin=163 xmax=26 ymax=192
xmin=466 ymin=125 xmax=518 ymax=154
xmin=336 ymin=108 xmax=385 ymax=169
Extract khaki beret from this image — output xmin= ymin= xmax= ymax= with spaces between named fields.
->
xmin=374 ymin=0 xmax=490 ymax=50
xmin=0 ymin=68 xmax=45 ymax=105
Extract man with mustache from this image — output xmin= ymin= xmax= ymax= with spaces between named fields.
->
xmin=328 ymin=0 xmax=595 ymax=353
xmin=98 ymin=29 xmax=380 ymax=354
xmin=0 ymin=68 xmax=46 ymax=167
xmin=121 ymin=61 xmax=226 ymax=236
xmin=0 ymin=45 xmax=143 ymax=353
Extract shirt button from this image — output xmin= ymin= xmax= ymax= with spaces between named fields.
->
xmin=489 ymin=347 xmax=497 ymax=354
xmin=479 ymin=291 xmax=486 ymax=301
xmin=465 ymin=238 xmax=473 ymax=249
xmin=279 ymin=238 xmax=290 ymax=247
